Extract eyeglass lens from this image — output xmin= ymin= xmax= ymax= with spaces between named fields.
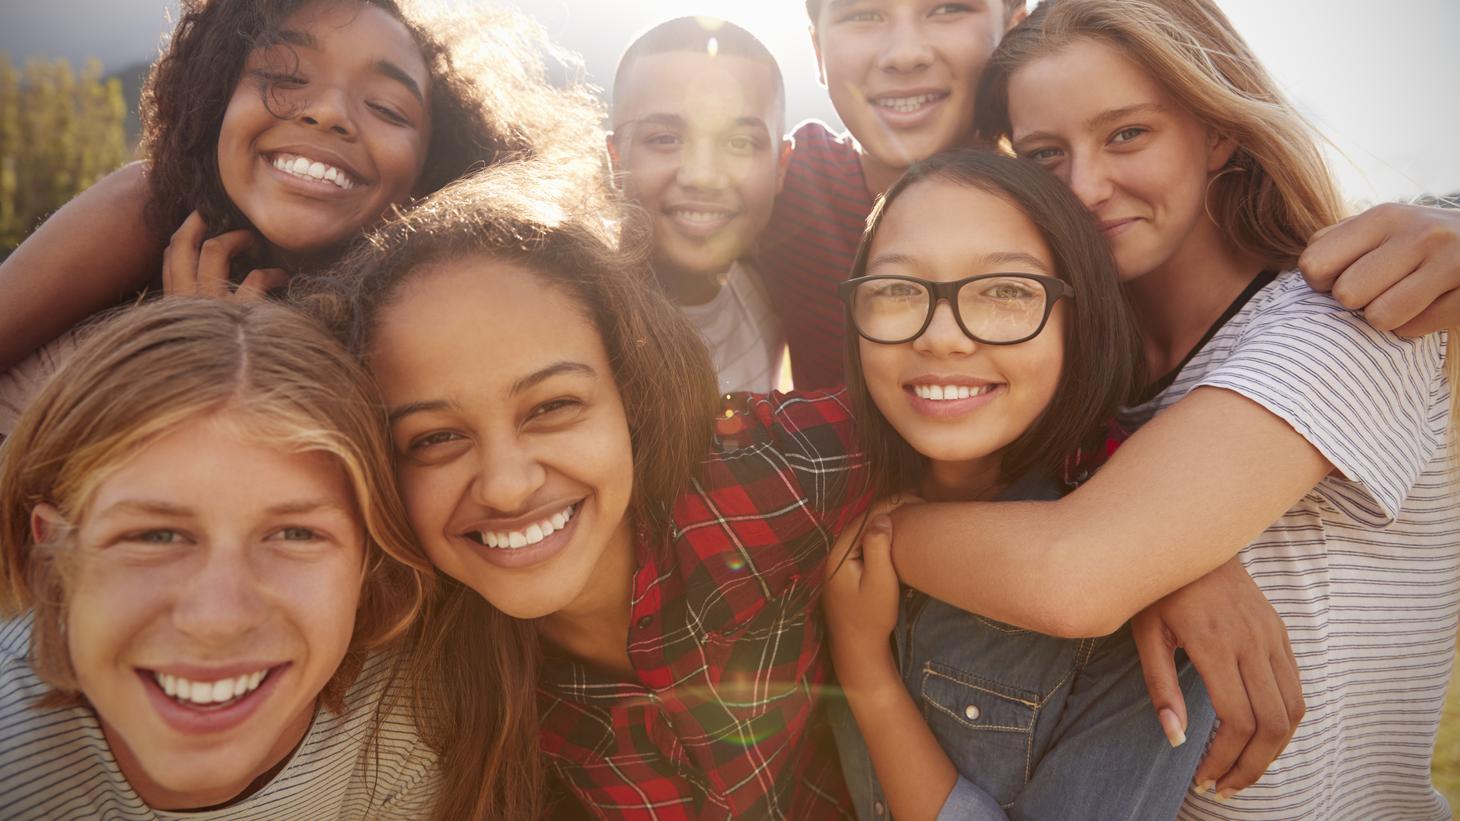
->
xmin=851 ymin=276 xmax=1051 ymax=343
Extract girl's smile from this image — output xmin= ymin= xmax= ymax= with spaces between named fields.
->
xmin=370 ymin=254 xmax=636 ymax=624
xmin=216 ymin=0 xmax=431 ymax=260
xmin=858 ymin=177 xmax=1066 ymax=474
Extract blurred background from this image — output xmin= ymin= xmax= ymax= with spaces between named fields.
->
xmin=1 ymin=0 xmax=1459 ymax=798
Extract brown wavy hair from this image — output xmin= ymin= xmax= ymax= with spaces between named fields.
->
xmin=141 ymin=0 xmax=603 ymax=263
xmin=0 ymin=297 xmax=430 ymax=712
xmin=845 ymin=149 xmax=1144 ymax=495
xmin=296 ymin=160 xmax=718 ymax=819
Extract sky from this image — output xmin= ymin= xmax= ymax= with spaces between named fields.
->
xmin=2 ymin=0 xmax=1456 ymax=204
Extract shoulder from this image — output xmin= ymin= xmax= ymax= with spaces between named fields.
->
xmin=715 ymin=389 xmax=858 ymax=460
xmin=0 ymin=617 xmax=127 ymax=819
xmin=787 ymin=119 xmax=860 ymax=171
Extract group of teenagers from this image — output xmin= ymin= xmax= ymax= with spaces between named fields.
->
xmin=1 ymin=0 xmax=1459 ymax=819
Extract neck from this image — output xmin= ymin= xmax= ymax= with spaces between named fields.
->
xmin=1123 ymin=215 xmax=1268 ymax=378
xmin=658 ymin=263 xmax=730 ymax=307
xmin=536 ymin=518 xmax=636 ymax=679
xmin=857 ymin=150 xmax=907 ymax=198
xmin=920 ymin=456 xmax=1005 ymax=503
xmin=104 ymin=701 xmax=313 ymax=810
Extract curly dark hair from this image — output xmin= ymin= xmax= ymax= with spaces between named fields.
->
xmin=140 ymin=0 xmax=604 ymax=266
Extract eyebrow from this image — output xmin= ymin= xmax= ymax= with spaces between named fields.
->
xmin=867 ymin=251 xmax=1052 ymax=274
xmin=619 ymin=113 xmax=770 ymax=135
xmin=94 ymin=498 xmax=350 ymax=521
xmin=1013 ymin=103 xmax=1168 ymax=148
xmin=511 ymin=361 xmax=596 ymax=396
xmin=387 ymin=362 xmax=596 ymax=424
xmin=276 ymin=28 xmax=425 ymax=106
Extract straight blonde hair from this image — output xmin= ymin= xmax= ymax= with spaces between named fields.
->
xmin=0 ymin=297 xmax=430 ymax=710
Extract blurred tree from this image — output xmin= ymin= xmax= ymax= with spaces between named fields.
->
xmin=0 ymin=54 xmax=129 ymax=251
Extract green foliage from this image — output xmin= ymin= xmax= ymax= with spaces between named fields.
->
xmin=0 ymin=54 xmax=131 ymax=250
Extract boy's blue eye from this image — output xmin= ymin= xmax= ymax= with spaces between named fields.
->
xmin=1111 ymin=127 xmax=1147 ymax=144
xmin=274 ymin=526 xmax=319 ymax=541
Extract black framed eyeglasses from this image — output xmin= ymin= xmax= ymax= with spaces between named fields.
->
xmin=837 ymin=273 xmax=1074 ymax=345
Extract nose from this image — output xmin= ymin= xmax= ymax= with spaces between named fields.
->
xmin=471 ymin=436 xmax=548 ymax=515
xmin=171 ymin=543 xmax=269 ymax=646
xmin=912 ymin=299 xmax=976 ymax=358
xmin=1066 ymin=150 xmax=1114 ymax=212
xmin=676 ymin=137 xmax=730 ymax=191
xmin=296 ymin=85 xmax=355 ymax=138
xmin=878 ymin=18 xmax=934 ymax=74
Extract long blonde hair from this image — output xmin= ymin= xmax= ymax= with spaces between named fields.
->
xmin=977 ymin=0 xmax=1346 ymax=271
xmin=0 ymin=297 xmax=430 ymax=710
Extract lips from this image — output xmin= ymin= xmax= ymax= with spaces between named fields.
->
xmin=1097 ymin=217 xmax=1139 ymax=238
xmin=869 ymin=89 xmax=950 ymax=127
xmin=661 ymin=204 xmax=739 ymax=238
xmin=904 ymin=377 xmax=1004 ymax=418
xmin=456 ymin=500 xmax=585 ymax=570
xmin=138 ymin=662 xmax=290 ymax=736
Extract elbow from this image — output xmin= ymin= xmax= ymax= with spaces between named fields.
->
xmin=1025 ymin=536 xmax=1139 ymax=639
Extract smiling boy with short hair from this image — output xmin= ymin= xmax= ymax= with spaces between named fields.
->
xmin=759 ymin=0 xmax=1029 ymax=389
xmin=609 ymin=17 xmax=792 ymax=395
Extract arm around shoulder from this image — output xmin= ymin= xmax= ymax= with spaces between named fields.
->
xmin=0 ymin=162 xmax=164 ymax=370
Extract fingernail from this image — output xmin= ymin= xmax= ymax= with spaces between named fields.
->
xmin=1195 ymin=780 xmax=1215 ymax=793
xmin=872 ymin=515 xmax=892 ymax=530
xmin=1159 ymin=708 xmax=1186 ymax=747
xmin=1218 ymin=788 xmax=1238 ymax=801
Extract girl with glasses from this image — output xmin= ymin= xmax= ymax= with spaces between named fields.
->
xmin=825 ymin=149 xmax=1213 ymax=820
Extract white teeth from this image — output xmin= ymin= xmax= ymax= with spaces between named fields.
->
xmin=914 ymin=384 xmax=995 ymax=402
xmin=270 ymin=153 xmax=354 ymax=190
xmin=475 ymin=504 xmax=577 ymax=550
xmin=671 ymin=209 xmax=731 ymax=224
xmin=152 ymin=668 xmax=270 ymax=707
xmin=876 ymin=93 xmax=944 ymax=113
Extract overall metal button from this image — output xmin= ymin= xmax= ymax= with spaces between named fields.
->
xmin=964 ymin=704 xmax=981 ymax=721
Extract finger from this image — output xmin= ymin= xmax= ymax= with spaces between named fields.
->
xmin=165 ymin=211 xmax=209 ymax=295
xmin=1214 ymin=656 xmax=1292 ymax=796
xmin=1355 ymin=256 xmax=1460 ymax=331
xmin=1325 ymin=240 xmax=1423 ymax=315
xmin=196 ymin=230 xmax=257 ymax=298
xmin=161 ymin=244 xmax=174 ymax=294
xmin=236 ymin=268 xmax=290 ymax=300
xmin=1270 ymin=629 xmax=1306 ymax=747
xmin=1299 ymin=210 xmax=1376 ymax=292
xmin=1394 ymin=286 xmax=1460 ymax=337
xmin=1131 ymin=614 xmax=1188 ymax=747
xmin=1185 ymin=645 xmax=1254 ymax=792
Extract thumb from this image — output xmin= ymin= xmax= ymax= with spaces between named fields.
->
xmin=1133 ymin=612 xmax=1188 ymax=748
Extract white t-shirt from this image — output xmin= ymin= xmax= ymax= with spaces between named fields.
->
xmin=0 ymin=615 xmax=439 ymax=820
xmin=678 ymin=261 xmax=786 ymax=395
xmin=1119 ymin=272 xmax=1456 ymax=821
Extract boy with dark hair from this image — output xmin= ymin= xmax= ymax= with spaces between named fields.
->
xmin=609 ymin=17 xmax=792 ymax=394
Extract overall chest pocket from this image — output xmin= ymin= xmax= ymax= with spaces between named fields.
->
xmin=918 ymin=660 xmax=1040 ymax=807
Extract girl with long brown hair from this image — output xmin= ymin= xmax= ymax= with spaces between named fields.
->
xmin=838 ymin=1 xmax=1456 ymax=817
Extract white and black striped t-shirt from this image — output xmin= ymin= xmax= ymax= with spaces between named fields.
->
xmin=1119 ymin=272 xmax=1457 ymax=821
xmin=0 ymin=616 xmax=439 ymax=820
xmin=678 ymin=261 xmax=787 ymax=395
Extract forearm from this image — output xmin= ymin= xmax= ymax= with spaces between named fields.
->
xmin=837 ymin=648 xmax=960 ymax=821
xmin=889 ymin=389 xmax=1332 ymax=638
xmin=0 ymin=162 xmax=163 ymax=369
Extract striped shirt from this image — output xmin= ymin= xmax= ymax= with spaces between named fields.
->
xmin=757 ymin=121 xmax=874 ymax=390
xmin=0 ymin=615 xmax=439 ymax=820
xmin=679 ymin=261 xmax=786 ymax=394
xmin=1118 ymin=272 xmax=1458 ymax=821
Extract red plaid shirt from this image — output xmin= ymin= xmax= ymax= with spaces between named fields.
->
xmin=539 ymin=390 xmax=869 ymax=819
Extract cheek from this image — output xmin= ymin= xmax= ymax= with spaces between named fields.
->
xmin=64 ymin=559 xmax=164 ymax=679
xmin=858 ymin=341 xmax=905 ymax=411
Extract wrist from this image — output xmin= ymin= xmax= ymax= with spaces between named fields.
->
xmin=831 ymin=642 xmax=900 ymax=693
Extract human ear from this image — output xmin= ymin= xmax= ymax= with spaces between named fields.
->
xmin=809 ymin=25 xmax=827 ymax=86
xmin=776 ymin=138 xmax=794 ymax=193
xmin=1005 ymin=3 xmax=1030 ymax=32
xmin=1207 ymin=131 xmax=1239 ymax=173
xmin=31 ymin=502 xmax=68 ymax=546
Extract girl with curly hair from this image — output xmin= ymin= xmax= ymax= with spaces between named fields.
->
xmin=0 ymin=0 xmax=602 ymax=433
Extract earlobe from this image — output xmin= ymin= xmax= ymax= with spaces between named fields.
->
xmin=605 ymin=133 xmax=621 ymax=173
xmin=31 ymin=502 xmax=68 ymax=546
xmin=1006 ymin=4 xmax=1030 ymax=32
